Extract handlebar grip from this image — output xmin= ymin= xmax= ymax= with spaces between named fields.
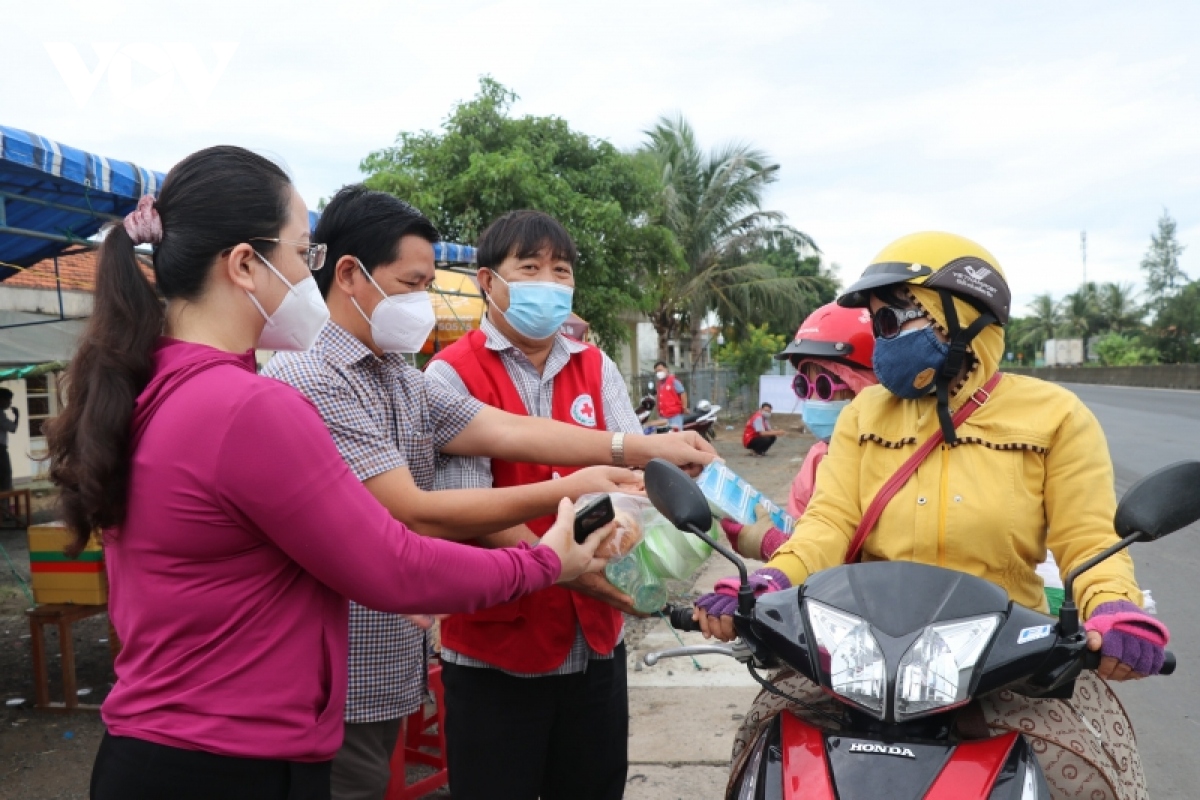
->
xmin=1082 ymin=647 xmax=1176 ymax=675
xmin=663 ymin=604 xmax=702 ymax=633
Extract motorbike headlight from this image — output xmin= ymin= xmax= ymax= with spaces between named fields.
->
xmin=806 ymin=601 xmax=887 ymax=717
xmin=895 ymin=615 xmax=1000 ymax=721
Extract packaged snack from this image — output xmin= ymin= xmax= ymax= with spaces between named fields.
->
xmin=695 ymin=462 xmax=795 ymax=533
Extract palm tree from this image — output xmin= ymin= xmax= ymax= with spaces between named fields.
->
xmin=1018 ymin=292 xmax=1062 ymax=353
xmin=1060 ymin=282 xmax=1104 ymax=351
xmin=639 ymin=115 xmax=821 ymax=365
xmin=1097 ymin=282 xmax=1144 ymax=334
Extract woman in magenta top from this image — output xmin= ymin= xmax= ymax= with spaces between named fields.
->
xmin=46 ymin=146 xmax=605 ymax=800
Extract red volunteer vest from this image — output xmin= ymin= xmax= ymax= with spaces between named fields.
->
xmin=657 ymin=374 xmax=684 ymax=418
xmin=743 ymin=411 xmax=766 ymax=448
xmin=429 ymin=329 xmax=623 ymax=673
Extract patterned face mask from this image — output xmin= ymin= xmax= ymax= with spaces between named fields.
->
xmin=872 ymin=326 xmax=949 ymax=399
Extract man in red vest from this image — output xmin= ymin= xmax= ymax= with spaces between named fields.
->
xmin=426 ymin=211 xmax=648 ymax=800
xmin=743 ymin=402 xmax=785 ymax=456
xmin=653 ymin=360 xmax=688 ymax=430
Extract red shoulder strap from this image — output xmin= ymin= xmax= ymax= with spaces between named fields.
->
xmin=844 ymin=372 xmax=1004 ymax=564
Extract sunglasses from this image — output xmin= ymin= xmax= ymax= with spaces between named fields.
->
xmin=793 ymin=372 xmax=851 ymax=401
xmin=871 ymin=305 xmax=927 ymax=340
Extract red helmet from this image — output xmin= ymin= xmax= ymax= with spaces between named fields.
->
xmin=776 ymin=302 xmax=875 ymax=370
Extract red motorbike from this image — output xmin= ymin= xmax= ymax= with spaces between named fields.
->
xmin=640 ymin=459 xmax=1193 ymax=800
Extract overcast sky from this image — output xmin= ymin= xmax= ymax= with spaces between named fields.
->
xmin=4 ymin=0 xmax=1198 ymax=314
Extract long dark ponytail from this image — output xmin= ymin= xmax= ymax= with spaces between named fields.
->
xmin=46 ymin=146 xmax=292 ymax=555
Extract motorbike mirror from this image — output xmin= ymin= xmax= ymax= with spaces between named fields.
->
xmin=644 ymin=458 xmax=713 ymax=533
xmin=1114 ymin=460 xmax=1200 ymax=541
xmin=645 ymin=458 xmax=753 ymax=612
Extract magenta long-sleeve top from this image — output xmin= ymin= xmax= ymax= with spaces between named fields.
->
xmin=101 ymin=339 xmax=561 ymax=762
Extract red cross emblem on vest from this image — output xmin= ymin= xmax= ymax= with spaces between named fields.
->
xmin=570 ymin=394 xmax=597 ymax=427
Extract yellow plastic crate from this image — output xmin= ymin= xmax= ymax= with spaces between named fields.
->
xmin=28 ymin=522 xmax=107 ymax=605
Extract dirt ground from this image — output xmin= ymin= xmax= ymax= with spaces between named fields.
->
xmin=0 ymin=416 xmax=813 ymax=799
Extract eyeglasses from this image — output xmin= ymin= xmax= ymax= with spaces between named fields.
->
xmin=250 ymin=238 xmax=328 ymax=272
xmin=871 ymin=305 xmax=927 ymax=340
xmin=793 ymin=372 xmax=851 ymax=401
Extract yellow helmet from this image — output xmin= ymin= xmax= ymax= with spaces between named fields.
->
xmin=838 ymin=231 xmax=1011 ymax=325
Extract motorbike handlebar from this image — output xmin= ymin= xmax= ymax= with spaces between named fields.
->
xmin=662 ymin=604 xmax=702 ymax=633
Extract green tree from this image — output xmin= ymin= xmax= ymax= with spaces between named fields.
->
xmin=359 ymin=77 xmax=680 ymax=352
xmin=715 ymin=324 xmax=786 ymax=389
xmin=1140 ymin=210 xmax=1189 ymax=312
xmin=1151 ymin=280 xmax=1200 ymax=362
xmin=1017 ymin=293 xmax=1062 ymax=356
xmin=1096 ymin=282 xmax=1144 ymax=334
xmin=738 ymin=239 xmax=838 ymax=341
xmin=638 ymin=115 xmax=821 ymax=365
xmin=1093 ymin=333 xmax=1159 ymax=366
xmin=1059 ymin=282 xmax=1104 ymax=352
xmin=1003 ymin=316 xmax=1040 ymax=365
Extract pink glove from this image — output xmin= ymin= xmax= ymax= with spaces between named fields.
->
xmin=1084 ymin=600 xmax=1170 ymax=676
xmin=694 ymin=567 xmax=791 ymax=619
xmin=720 ymin=515 xmax=790 ymax=561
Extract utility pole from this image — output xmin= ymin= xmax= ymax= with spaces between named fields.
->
xmin=1080 ymin=230 xmax=1087 ymax=285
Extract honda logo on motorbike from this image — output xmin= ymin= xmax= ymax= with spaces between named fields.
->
xmin=848 ymin=742 xmax=917 ymax=759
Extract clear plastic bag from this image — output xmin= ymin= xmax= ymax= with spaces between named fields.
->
xmin=574 ymin=493 xmax=651 ymax=559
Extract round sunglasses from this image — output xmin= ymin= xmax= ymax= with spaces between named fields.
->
xmin=871 ymin=305 xmax=927 ymax=339
xmin=793 ymin=372 xmax=851 ymax=401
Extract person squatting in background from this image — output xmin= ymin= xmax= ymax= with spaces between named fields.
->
xmin=742 ymin=402 xmax=786 ymax=457
xmin=723 ymin=302 xmax=878 ymax=561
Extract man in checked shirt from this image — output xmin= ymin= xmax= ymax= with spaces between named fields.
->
xmin=425 ymin=210 xmax=651 ymax=800
xmin=263 ymin=187 xmax=715 ymax=800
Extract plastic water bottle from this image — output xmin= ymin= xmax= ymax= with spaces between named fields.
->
xmin=605 ymin=547 xmax=668 ymax=614
xmin=1142 ymin=589 xmax=1157 ymax=616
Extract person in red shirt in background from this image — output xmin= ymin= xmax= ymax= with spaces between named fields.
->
xmin=723 ymin=303 xmax=877 ymax=561
xmin=654 ymin=360 xmax=688 ymax=431
xmin=742 ymin=402 xmax=785 ymax=456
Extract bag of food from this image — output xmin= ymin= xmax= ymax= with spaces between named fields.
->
xmin=574 ymin=493 xmax=650 ymax=559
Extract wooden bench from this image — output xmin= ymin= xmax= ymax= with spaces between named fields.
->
xmin=26 ymin=602 xmax=119 ymax=712
xmin=0 ymin=487 xmax=32 ymax=528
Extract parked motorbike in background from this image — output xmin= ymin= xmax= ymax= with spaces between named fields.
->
xmin=637 ymin=382 xmax=721 ymax=440
xmin=639 ymin=458 xmax=1195 ymax=800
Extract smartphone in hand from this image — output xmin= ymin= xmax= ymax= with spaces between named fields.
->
xmin=573 ymin=495 xmax=615 ymax=544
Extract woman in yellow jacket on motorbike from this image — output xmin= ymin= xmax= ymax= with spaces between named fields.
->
xmin=696 ymin=232 xmax=1168 ymax=800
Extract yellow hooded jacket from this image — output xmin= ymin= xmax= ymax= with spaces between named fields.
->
xmin=766 ymin=286 xmax=1142 ymax=618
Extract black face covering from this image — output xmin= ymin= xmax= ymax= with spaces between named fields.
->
xmin=933 ymin=289 xmax=996 ymax=444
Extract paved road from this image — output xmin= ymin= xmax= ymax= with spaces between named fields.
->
xmin=1061 ymin=383 xmax=1200 ymax=797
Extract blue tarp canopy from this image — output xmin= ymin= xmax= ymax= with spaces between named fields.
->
xmin=0 ymin=124 xmax=475 ymax=281
xmin=0 ymin=125 xmax=165 ymax=279
xmin=433 ymin=242 xmax=476 ymax=265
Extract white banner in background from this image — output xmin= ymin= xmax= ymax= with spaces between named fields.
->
xmin=758 ymin=375 xmax=804 ymax=414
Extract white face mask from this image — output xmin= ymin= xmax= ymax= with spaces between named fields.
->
xmin=656 ymin=370 xmax=667 ymax=381
xmin=246 ymin=252 xmax=329 ymax=351
xmin=351 ymin=259 xmax=436 ymax=353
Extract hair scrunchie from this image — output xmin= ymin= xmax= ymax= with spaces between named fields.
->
xmin=123 ymin=195 xmax=163 ymax=246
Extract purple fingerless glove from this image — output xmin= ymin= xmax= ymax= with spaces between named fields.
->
xmin=694 ymin=567 xmax=792 ymax=619
xmin=1084 ymin=600 xmax=1170 ymax=676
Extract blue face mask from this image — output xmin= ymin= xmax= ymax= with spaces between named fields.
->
xmin=802 ymin=399 xmax=849 ymax=441
xmin=872 ymin=326 xmax=949 ymax=399
xmin=491 ymin=272 xmax=574 ymax=341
